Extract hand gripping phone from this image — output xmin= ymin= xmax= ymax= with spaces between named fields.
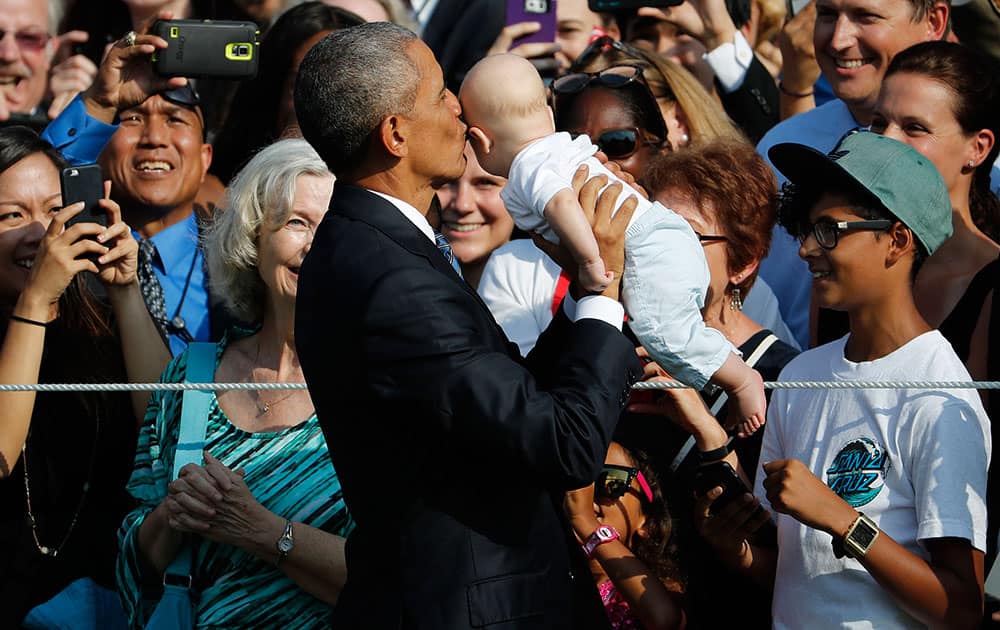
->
xmin=152 ymin=19 xmax=260 ymax=79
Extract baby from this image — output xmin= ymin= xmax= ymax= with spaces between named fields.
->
xmin=460 ymin=54 xmax=766 ymax=435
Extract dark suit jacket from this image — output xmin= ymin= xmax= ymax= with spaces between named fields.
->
xmin=718 ymin=54 xmax=779 ymax=144
xmin=296 ymin=185 xmax=642 ymax=629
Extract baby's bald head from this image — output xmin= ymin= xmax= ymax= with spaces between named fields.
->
xmin=459 ymin=54 xmax=555 ymax=177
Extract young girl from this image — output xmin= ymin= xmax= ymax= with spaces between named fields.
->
xmin=565 ymin=440 xmax=686 ymax=630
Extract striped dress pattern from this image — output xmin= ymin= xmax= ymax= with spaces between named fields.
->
xmin=116 ymin=336 xmax=353 ymax=629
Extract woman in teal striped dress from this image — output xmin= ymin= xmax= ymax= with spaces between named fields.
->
xmin=117 ymin=139 xmax=353 ymax=628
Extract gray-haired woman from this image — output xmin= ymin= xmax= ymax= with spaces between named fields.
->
xmin=117 ymin=138 xmax=353 ymax=628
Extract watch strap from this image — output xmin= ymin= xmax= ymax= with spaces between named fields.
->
xmin=582 ymin=525 xmax=620 ymax=558
xmin=833 ymin=512 xmax=879 ymax=560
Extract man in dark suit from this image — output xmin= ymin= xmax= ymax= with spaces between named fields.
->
xmin=294 ymin=22 xmax=643 ymax=630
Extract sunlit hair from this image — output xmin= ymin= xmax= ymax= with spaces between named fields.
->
xmin=578 ymin=47 xmax=745 ymax=145
xmin=886 ymin=41 xmax=1000 ymax=243
xmin=204 ymin=139 xmax=332 ymax=323
xmin=644 ymin=139 xmax=776 ymax=296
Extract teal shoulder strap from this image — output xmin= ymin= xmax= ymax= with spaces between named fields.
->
xmin=165 ymin=341 xmax=217 ymax=581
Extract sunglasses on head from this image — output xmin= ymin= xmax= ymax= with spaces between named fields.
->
xmin=596 ymin=464 xmax=654 ymax=503
xmin=570 ymin=127 xmax=664 ymax=161
xmin=570 ymin=36 xmax=643 ymax=74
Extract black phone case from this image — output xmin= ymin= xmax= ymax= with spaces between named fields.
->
xmin=693 ymin=461 xmax=752 ymax=515
xmin=60 ymin=164 xmax=106 ymax=229
xmin=152 ymin=19 xmax=259 ymax=79
xmin=588 ymin=0 xmax=683 ymax=10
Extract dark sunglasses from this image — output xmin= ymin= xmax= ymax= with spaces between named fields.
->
xmin=571 ymin=127 xmax=663 ymax=161
xmin=596 ymin=464 xmax=654 ymax=503
xmin=552 ymin=64 xmax=645 ymax=97
xmin=803 ymin=219 xmax=893 ymax=250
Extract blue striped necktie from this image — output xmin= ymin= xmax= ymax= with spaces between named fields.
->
xmin=434 ymin=230 xmax=462 ymax=277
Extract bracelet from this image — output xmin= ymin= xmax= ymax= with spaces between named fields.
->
xmin=698 ymin=443 xmax=730 ymax=462
xmin=778 ymin=81 xmax=814 ymax=98
xmin=9 ymin=314 xmax=48 ymax=328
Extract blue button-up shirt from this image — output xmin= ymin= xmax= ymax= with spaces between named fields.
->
xmin=133 ymin=213 xmax=211 ymax=356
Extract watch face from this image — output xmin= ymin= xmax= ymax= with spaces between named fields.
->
xmin=851 ymin=521 xmax=878 ymax=548
xmin=278 ymin=538 xmax=294 ymax=553
xmin=597 ymin=527 xmax=615 ymax=541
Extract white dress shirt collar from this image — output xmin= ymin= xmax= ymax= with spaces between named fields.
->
xmin=368 ymin=189 xmax=436 ymax=244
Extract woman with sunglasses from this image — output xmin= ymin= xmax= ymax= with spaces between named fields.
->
xmin=564 ymin=436 xmax=686 ymax=630
xmin=570 ymin=37 xmax=745 ymax=152
xmin=463 ymin=54 xmax=766 ymax=437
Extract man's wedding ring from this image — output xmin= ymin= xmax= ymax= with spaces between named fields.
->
xmin=119 ymin=31 xmax=137 ymax=48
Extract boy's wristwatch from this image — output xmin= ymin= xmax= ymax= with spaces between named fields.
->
xmin=276 ymin=520 xmax=294 ymax=565
xmin=582 ymin=525 xmax=620 ymax=558
xmin=833 ymin=512 xmax=879 ymax=560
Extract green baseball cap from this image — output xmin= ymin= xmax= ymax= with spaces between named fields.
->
xmin=769 ymin=131 xmax=953 ymax=255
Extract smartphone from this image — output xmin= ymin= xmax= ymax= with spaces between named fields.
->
xmin=693 ymin=460 xmax=754 ymax=516
xmin=588 ymin=0 xmax=683 ymax=10
xmin=151 ymin=19 xmax=260 ymax=80
xmin=506 ymin=0 xmax=558 ymax=46
xmin=61 ymin=163 xmax=107 ymax=233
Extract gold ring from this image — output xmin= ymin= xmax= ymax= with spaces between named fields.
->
xmin=119 ymin=30 xmax=137 ymax=48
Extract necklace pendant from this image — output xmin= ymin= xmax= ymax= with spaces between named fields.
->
xmin=39 ymin=545 xmax=51 ymax=556
xmin=262 ymin=402 xmax=270 ymax=414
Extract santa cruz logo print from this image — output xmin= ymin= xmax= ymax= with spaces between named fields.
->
xmin=825 ymin=437 xmax=890 ymax=508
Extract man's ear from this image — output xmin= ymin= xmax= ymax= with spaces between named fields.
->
xmin=926 ymin=1 xmax=950 ymax=41
xmin=885 ymin=221 xmax=917 ymax=269
xmin=199 ymin=143 xmax=212 ymax=184
xmin=467 ymin=126 xmax=493 ymax=156
xmin=378 ymin=114 xmax=407 ymax=158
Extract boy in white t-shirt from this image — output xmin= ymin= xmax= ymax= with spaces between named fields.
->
xmin=692 ymin=131 xmax=990 ymax=628
xmin=459 ymin=54 xmax=766 ymax=436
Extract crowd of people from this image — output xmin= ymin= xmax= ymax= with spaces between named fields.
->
xmin=0 ymin=0 xmax=998 ymax=628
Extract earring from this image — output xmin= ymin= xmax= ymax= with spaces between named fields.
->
xmin=680 ymin=133 xmax=690 ymax=146
xmin=968 ymin=160 xmax=976 ymax=168
xmin=729 ymin=287 xmax=743 ymax=311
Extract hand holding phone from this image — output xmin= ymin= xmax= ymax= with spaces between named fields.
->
xmin=60 ymin=164 xmax=108 ymax=263
xmin=694 ymin=460 xmax=754 ymax=515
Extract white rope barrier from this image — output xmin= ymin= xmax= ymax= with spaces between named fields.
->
xmin=3 ymin=380 xmax=1000 ymax=392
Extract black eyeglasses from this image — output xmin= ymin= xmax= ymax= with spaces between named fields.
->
xmin=803 ymin=219 xmax=893 ymax=249
xmin=0 ymin=27 xmax=50 ymax=52
xmin=595 ymin=464 xmax=654 ymax=503
xmin=570 ymin=127 xmax=663 ymax=160
xmin=695 ymin=232 xmax=728 ymax=244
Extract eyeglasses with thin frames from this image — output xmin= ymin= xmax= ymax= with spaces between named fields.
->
xmin=802 ymin=219 xmax=893 ymax=250
xmin=0 ymin=28 xmax=51 ymax=52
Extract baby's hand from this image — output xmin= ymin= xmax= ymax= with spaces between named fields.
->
xmin=725 ymin=368 xmax=766 ymax=438
xmin=578 ymin=259 xmax=613 ymax=293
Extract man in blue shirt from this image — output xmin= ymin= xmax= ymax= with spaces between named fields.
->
xmin=45 ymin=80 xmax=217 ymax=356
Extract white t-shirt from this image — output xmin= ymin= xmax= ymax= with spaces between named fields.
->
xmin=756 ymin=331 xmax=990 ymax=629
xmin=755 ymin=99 xmax=862 ymax=349
xmin=500 ymin=132 xmax=649 ymax=243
